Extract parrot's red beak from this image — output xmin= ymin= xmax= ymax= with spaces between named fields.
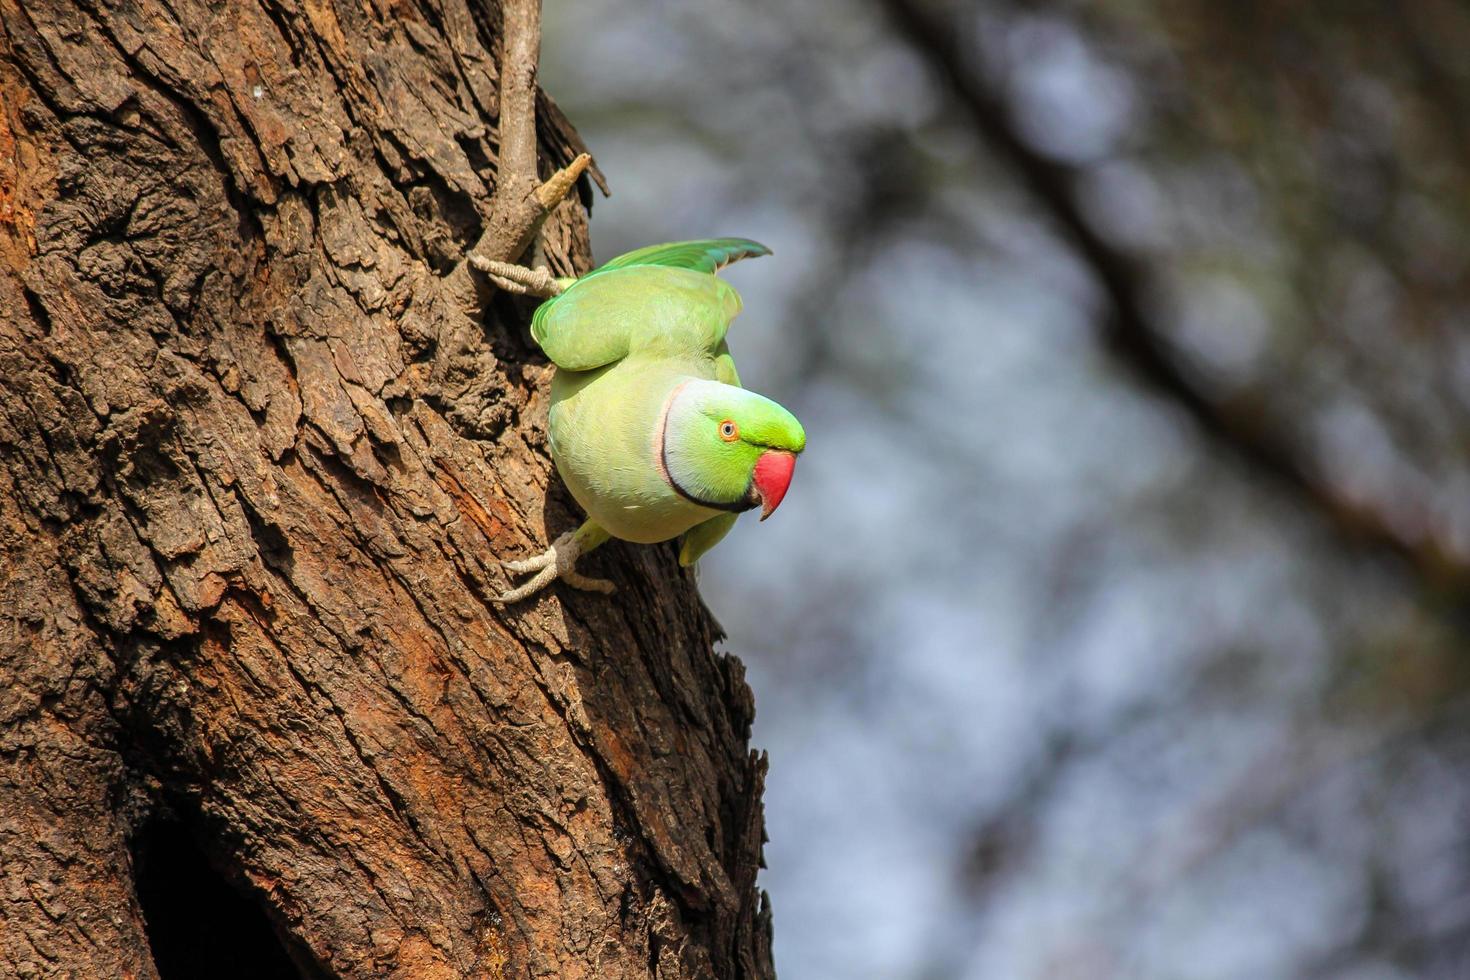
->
xmin=752 ymin=451 xmax=797 ymax=520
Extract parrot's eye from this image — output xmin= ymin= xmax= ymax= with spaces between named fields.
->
xmin=718 ymin=420 xmax=739 ymax=442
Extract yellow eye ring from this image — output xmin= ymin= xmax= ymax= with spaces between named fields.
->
xmin=719 ymin=420 xmax=739 ymax=442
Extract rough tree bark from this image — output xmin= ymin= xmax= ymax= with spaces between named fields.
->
xmin=0 ymin=1 xmax=774 ymax=978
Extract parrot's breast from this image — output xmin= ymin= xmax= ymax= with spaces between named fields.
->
xmin=547 ymin=357 xmax=721 ymax=543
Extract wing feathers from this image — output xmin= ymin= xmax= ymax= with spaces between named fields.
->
xmin=528 ymin=239 xmax=768 ymax=372
xmin=595 ymin=238 xmax=771 ymax=275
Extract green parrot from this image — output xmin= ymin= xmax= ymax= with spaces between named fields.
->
xmin=485 ymin=238 xmax=806 ymax=603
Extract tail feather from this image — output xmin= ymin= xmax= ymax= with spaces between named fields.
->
xmin=595 ymin=238 xmax=771 ymax=275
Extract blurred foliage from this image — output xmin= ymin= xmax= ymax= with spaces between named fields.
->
xmin=543 ymin=1 xmax=1470 ymax=977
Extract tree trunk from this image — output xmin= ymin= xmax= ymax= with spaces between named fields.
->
xmin=0 ymin=2 xmax=774 ymax=978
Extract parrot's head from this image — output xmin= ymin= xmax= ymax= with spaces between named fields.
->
xmin=660 ymin=380 xmax=806 ymax=520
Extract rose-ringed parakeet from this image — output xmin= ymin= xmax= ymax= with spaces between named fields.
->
xmin=486 ymin=238 xmax=806 ymax=603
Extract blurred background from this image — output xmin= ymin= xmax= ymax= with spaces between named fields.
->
xmin=542 ymin=2 xmax=1470 ymax=977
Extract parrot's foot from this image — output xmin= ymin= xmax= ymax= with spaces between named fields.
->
xmin=470 ymin=257 xmax=566 ymax=298
xmin=495 ymin=523 xmax=614 ymax=604
xmin=564 ymin=570 xmax=617 ymax=593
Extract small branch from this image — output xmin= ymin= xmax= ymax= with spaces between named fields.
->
xmin=534 ymin=152 xmax=591 ymax=209
xmin=492 ymin=0 xmax=542 ymax=195
xmin=880 ymin=0 xmax=1470 ymax=614
xmin=442 ymin=0 xmax=590 ymax=312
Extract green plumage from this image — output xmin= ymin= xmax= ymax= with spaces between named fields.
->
xmin=592 ymin=238 xmax=773 ymax=274
xmin=531 ymin=238 xmax=804 ymax=567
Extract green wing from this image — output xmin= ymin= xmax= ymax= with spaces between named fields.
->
xmin=679 ymin=512 xmax=739 ymax=566
xmin=713 ymin=340 xmax=741 ymax=387
xmin=529 ymin=240 xmax=769 ymax=372
xmin=594 ymin=238 xmax=771 ymax=275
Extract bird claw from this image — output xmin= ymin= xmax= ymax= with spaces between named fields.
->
xmin=469 ymin=256 xmax=565 ymax=298
xmin=564 ymin=571 xmax=615 ymax=594
xmin=504 ymin=551 xmax=553 ymax=574
xmin=493 ymin=565 xmax=559 ymax=604
xmin=495 ymin=528 xmax=615 ymax=603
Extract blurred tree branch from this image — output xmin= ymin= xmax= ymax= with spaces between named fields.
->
xmin=881 ymin=0 xmax=1470 ymax=621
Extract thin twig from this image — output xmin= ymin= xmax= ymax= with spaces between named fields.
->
xmin=534 ymin=152 xmax=591 ymax=209
xmin=492 ymin=0 xmax=542 ymax=197
xmin=880 ymin=0 xmax=1470 ymax=616
xmin=442 ymin=0 xmax=590 ymax=312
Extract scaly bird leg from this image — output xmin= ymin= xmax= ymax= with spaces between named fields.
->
xmin=469 ymin=257 xmax=570 ymax=298
xmin=495 ymin=519 xmax=614 ymax=604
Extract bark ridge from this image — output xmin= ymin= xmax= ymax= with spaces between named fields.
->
xmin=0 ymin=2 xmax=774 ymax=977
